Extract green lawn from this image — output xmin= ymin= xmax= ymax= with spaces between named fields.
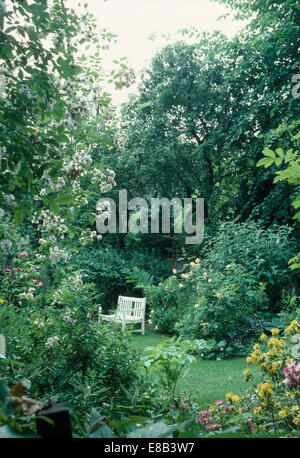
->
xmin=130 ymin=331 xmax=259 ymax=407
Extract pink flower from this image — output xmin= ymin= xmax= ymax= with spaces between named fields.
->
xmin=283 ymin=361 xmax=300 ymax=388
xmin=20 ymin=252 xmax=29 ymax=258
xmin=33 ymin=279 xmax=38 ymax=284
xmin=198 ymin=410 xmax=213 ymax=425
xmin=215 ymin=400 xmax=224 ymax=407
xmin=16 ymin=267 xmax=23 ymax=272
xmin=5 ymin=268 xmax=11 ymax=273
xmin=205 ymin=424 xmax=222 ymax=431
xmin=222 ymin=404 xmax=232 ymax=412
xmin=38 ymin=282 xmax=43 ymax=288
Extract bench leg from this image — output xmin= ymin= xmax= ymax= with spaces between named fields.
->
xmin=141 ymin=319 xmax=145 ymax=335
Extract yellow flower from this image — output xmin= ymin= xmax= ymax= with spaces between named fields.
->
xmin=253 ymin=406 xmax=262 ymax=415
xmin=243 ymin=369 xmax=250 ymax=377
xmin=257 ymin=382 xmax=273 ymax=400
xmin=271 ymin=328 xmax=280 ymax=335
xmin=225 ymin=392 xmax=233 ymax=402
xmin=284 ymin=319 xmax=300 ymax=335
xmin=260 ymin=333 xmax=267 ymax=341
xmin=231 ymin=394 xmax=241 ymax=404
xmin=293 ymin=418 xmax=300 ymax=426
xmin=278 ymin=407 xmax=289 ymax=419
xmin=178 ymin=283 xmax=183 ymax=288
xmin=195 ymin=258 xmax=200 ymax=264
xmin=0 ymin=298 xmax=3 ymax=304
xmin=190 ymin=262 xmax=196 ymax=268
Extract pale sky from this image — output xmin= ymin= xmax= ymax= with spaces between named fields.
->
xmin=67 ymin=0 xmax=247 ymax=105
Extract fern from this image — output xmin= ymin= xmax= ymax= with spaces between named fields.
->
xmin=123 ymin=267 xmax=154 ymax=293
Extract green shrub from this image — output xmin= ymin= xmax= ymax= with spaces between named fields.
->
xmin=70 ymin=246 xmax=170 ymax=311
xmin=0 ymin=303 xmax=139 ymax=423
xmin=175 ymin=263 xmax=269 ymax=357
xmin=203 ymin=220 xmax=297 ymax=308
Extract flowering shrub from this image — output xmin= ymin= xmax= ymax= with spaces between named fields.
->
xmin=175 ymin=262 xmax=269 ymax=357
xmin=0 ymin=227 xmax=45 ymax=307
xmin=178 ymin=319 xmax=300 ymax=437
xmin=0 ymin=302 xmax=139 ymax=423
xmin=145 ymin=275 xmax=192 ymax=333
xmin=202 ymin=221 xmax=296 ymax=303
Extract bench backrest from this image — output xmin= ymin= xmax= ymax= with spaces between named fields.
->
xmin=117 ymin=296 xmax=146 ymax=319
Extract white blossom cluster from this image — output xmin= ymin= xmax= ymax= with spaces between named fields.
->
xmin=45 ymin=336 xmax=59 ymax=349
xmin=35 ymin=253 xmax=47 ymax=261
xmin=45 ymin=176 xmax=66 ymax=192
xmin=32 ymin=210 xmax=68 ymax=238
xmin=0 ymin=74 xmax=5 ymax=97
xmin=51 ymin=272 xmax=84 ymax=305
xmin=68 ymin=99 xmax=89 ymax=119
xmin=0 ymin=239 xmax=12 ymax=253
xmin=61 ymin=307 xmax=76 ymax=325
xmin=49 ymin=246 xmax=71 ymax=264
xmin=3 ymin=193 xmax=17 ymax=208
xmin=91 ymin=168 xmax=116 ymax=193
xmin=79 ymin=230 xmax=102 ymax=246
xmin=62 ymin=150 xmax=92 ymax=179
xmin=51 ymin=289 xmax=63 ymax=305
xmin=20 ymin=287 xmax=35 ymax=301
xmin=70 ymin=179 xmax=89 ymax=206
xmin=33 ymin=320 xmax=45 ymax=328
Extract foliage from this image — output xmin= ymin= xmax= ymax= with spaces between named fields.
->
xmin=202 ymin=220 xmax=297 ymax=304
xmin=175 ymin=263 xmax=269 ymax=357
xmin=257 ymin=120 xmax=300 ymax=269
xmin=141 ymin=337 xmax=196 ymax=398
xmin=71 ymin=247 xmax=170 ymax=311
xmin=0 ymin=302 xmax=139 ymax=425
xmin=169 ymin=319 xmax=300 ymax=437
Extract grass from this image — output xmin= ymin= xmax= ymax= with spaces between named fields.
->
xmin=130 ymin=331 xmax=259 ymax=407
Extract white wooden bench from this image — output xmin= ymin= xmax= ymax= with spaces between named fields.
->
xmin=0 ymin=334 xmax=6 ymax=359
xmin=99 ymin=296 xmax=146 ymax=335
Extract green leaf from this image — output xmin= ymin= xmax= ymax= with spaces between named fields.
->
xmin=256 ymin=157 xmax=274 ymax=168
xmin=56 ymin=194 xmax=74 ymax=205
xmin=0 ymin=425 xmax=39 ymax=438
xmin=0 ymin=379 xmax=10 ymax=403
xmin=263 ymin=149 xmax=275 ymax=158
xmin=14 ymin=208 xmax=24 ymax=224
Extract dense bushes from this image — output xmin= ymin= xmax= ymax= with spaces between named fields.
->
xmin=175 ymin=263 xmax=269 ymax=357
xmin=125 ymin=220 xmax=298 ymax=357
xmin=0 ymin=302 xmax=139 ymax=423
xmin=202 ymin=221 xmax=297 ymax=307
xmin=163 ymin=318 xmax=300 ymax=437
xmin=71 ymin=246 xmax=171 ymax=311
